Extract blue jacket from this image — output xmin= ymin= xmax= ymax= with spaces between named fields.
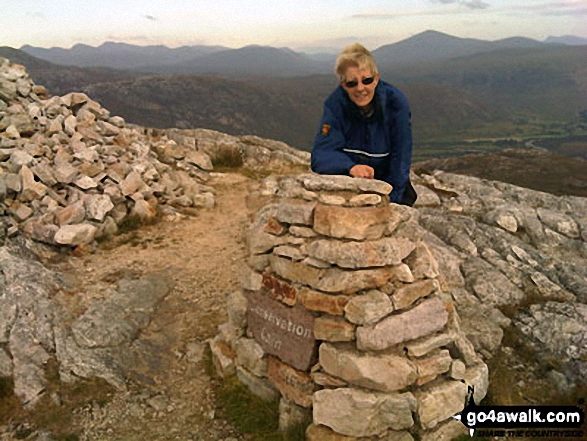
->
xmin=311 ymin=80 xmax=413 ymax=203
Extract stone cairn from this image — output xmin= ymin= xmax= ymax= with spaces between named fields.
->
xmin=0 ymin=57 xmax=215 ymax=247
xmin=210 ymin=173 xmax=489 ymax=441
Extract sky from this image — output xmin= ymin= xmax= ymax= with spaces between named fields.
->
xmin=1 ymin=0 xmax=586 ymax=51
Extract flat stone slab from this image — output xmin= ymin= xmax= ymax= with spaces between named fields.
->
xmin=357 ymin=297 xmax=449 ymax=351
xmin=313 ymin=204 xmax=392 ymax=240
xmin=71 ymin=275 xmax=172 ymax=348
xmin=319 ymin=343 xmax=417 ymax=392
xmin=415 ymin=380 xmax=468 ymax=429
xmin=267 ymin=356 xmax=314 ymax=407
xmin=313 ymin=388 xmax=416 ymax=437
xmin=299 ymin=174 xmax=392 ymax=195
xmin=307 ymin=237 xmax=415 ymax=269
xmin=270 ymin=255 xmax=397 ymax=294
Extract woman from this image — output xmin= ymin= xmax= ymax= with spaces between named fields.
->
xmin=311 ymin=43 xmax=416 ymax=206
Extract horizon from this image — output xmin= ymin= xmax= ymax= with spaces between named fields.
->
xmin=2 ymin=0 xmax=587 ymax=51
xmin=15 ymin=30 xmax=587 ymax=54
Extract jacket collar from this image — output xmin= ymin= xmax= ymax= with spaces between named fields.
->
xmin=341 ymin=82 xmax=384 ymax=123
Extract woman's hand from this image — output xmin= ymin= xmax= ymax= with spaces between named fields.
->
xmin=350 ymin=164 xmax=374 ymax=179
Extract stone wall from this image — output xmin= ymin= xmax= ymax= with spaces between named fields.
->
xmin=210 ymin=173 xmax=489 ymax=441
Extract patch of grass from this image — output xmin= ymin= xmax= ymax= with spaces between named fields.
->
xmin=202 ymin=343 xmax=215 ymax=378
xmin=0 ymin=376 xmax=22 ymax=425
xmin=216 ymin=375 xmax=281 ymax=440
xmin=97 ymin=210 xmax=164 ymax=250
xmin=0 ymin=376 xmax=13 ymax=399
xmin=117 ymin=213 xmax=156 ymax=235
xmin=283 ymin=421 xmax=309 ymax=441
xmin=212 ymin=148 xmax=244 ymax=168
xmin=0 ymin=359 xmax=115 ymax=439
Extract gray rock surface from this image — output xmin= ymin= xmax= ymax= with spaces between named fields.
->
xmin=514 ymin=302 xmax=587 ymax=384
xmin=0 ymin=243 xmax=61 ymax=404
xmin=412 ymin=169 xmax=586 ymax=376
xmin=0 ymin=238 xmax=173 ymax=403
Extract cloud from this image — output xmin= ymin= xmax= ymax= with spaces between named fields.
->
xmin=538 ymin=7 xmax=587 ymax=15
xmin=354 ymin=0 xmax=587 ymax=20
xmin=352 ymin=1 xmax=491 ymax=20
xmin=504 ymin=1 xmax=587 ymax=16
xmin=464 ymin=0 xmax=491 ymax=10
xmin=353 ymin=9 xmax=467 ymax=19
xmin=305 ymin=36 xmax=363 ymax=46
xmin=430 ymin=0 xmax=491 ymax=10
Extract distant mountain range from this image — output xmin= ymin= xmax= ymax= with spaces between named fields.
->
xmin=19 ymin=30 xmax=587 ymax=76
xmin=20 ymin=42 xmax=227 ymax=72
xmin=372 ymin=30 xmax=548 ymax=66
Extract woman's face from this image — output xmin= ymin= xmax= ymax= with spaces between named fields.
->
xmin=341 ymin=65 xmax=379 ymax=108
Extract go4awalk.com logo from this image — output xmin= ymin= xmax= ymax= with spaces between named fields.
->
xmin=453 ymin=387 xmax=585 ymax=438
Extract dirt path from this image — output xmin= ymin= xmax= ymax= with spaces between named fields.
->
xmin=54 ymin=172 xmax=255 ymax=440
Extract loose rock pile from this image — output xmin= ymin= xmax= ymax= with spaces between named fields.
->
xmin=0 ymin=57 xmax=216 ymax=247
xmin=211 ymin=173 xmax=489 ymax=441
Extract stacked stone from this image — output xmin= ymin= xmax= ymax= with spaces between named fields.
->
xmin=210 ymin=173 xmax=489 ymax=441
xmin=0 ymin=57 xmax=214 ymax=246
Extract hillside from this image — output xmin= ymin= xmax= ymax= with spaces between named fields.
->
xmin=385 ymin=45 xmax=587 ymax=120
xmin=159 ymin=45 xmax=331 ymax=77
xmin=414 ymin=148 xmax=587 ymax=198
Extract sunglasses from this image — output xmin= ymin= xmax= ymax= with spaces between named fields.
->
xmin=343 ymin=76 xmax=375 ymax=88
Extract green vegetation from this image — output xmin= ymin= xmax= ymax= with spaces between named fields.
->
xmin=414 ymin=117 xmax=587 ymax=162
xmin=216 ymin=372 xmax=280 ymax=435
xmin=215 ymin=375 xmax=307 ymax=441
xmin=211 ymin=147 xmax=244 ymax=168
xmin=0 ymin=359 xmax=115 ymax=441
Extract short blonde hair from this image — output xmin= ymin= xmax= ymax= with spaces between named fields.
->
xmin=335 ymin=43 xmax=378 ymax=82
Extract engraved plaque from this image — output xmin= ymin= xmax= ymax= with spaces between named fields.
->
xmin=246 ymin=290 xmax=317 ymax=371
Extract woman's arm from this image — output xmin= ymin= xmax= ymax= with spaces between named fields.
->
xmin=311 ymin=103 xmax=356 ymax=176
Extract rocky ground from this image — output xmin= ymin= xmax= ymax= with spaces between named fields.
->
xmin=1 ymin=57 xmax=586 ymax=440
